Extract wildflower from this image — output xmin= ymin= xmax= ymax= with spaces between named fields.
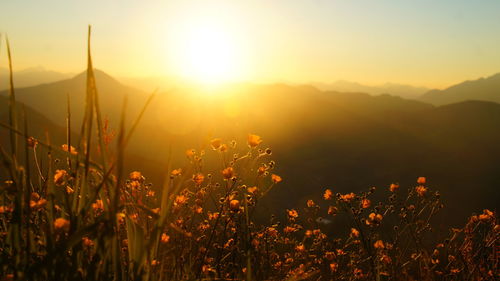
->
xmin=229 ymin=199 xmax=240 ymax=211
xmin=257 ymin=165 xmax=267 ymax=176
xmin=116 ymin=213 xmax=125 ymax=224
xmin=366 ymin=213 xmax=383 ymax=226
xmin=417 ymin=177 xmax=426 ymax=185
xmin=323 ymin=189 xmax=333 ymax=200
xmin=208 ymin=212 xmax=219 ymax=220
xmin=307 ymin=199 xmax=315 ymax=207
xmin=0 ymin=206 xmax=13 ymax=213
xmin=192 ymin=173 xmax=205 ymax=185
xmin=193 ymin=206 xmax=203 ymax=214
xmin=210 ymin=138 xmax=222 ymax=150
xmin=224 ymin=238 xmax=234 ymax=249
xmin=373 ymin=240 xmax=385 ymax=249
xmin=247 ymin=134 xmax=262 ymax=148
xmin=478 ymin=209 xmax=494 ymax=221
xmin=92 ymin=199 xmax=104 ymax=212
xmin=27 ymin=137 xmax=38 ymax=148
xmin=222 ymin=167 xmax=235 ymax=179
xmin=151 ymin=260 xmax=160 ymax=266
xmin=283 ymin=226 xmax=297 ymax=233
xmin=287 ymin=209 xmax=299 ymax=220
xmin=380 ymin=255 xmax=392 ymax=264
xmin=82 ymin=237 xmax=94 ymax=247
xmin=329 ymin=263 xmax=338 ymax=273
xmin=354 ymin=268 xmax=364 ymax=278
xmin=129 ymin=171 xmax=143 ymax=182
xmin=186 ymin=149 xmax=195 ymax=157
xmin=174 ymin=195 xmax=188 ymax=206
xmin=271 ymin=174 xmax=282 ymax=183
xmin=295 ymin=244 xmax=305 ymax=252
xmin=161 ymin=233 xmax=170 ymax=243
xmin=324 ymin=251 xmax=336 ymax=260
xmin=340 ymin=192 xmax=356 ymax=202
xmin=170 ymin=168 xmax=182 ymax=177
xmin=61 ymin=144 xmax=77 ymax=155
xmin=54 ymin=218 xmax=70 ymax=232
xmin=416 ymin=185 xmax=427 ymax=197
xmin=30 ymin=198 xmax=47 ymax=209
xmin=266 ymin=227 xmax=278 ymax=237
xmin=389 ymin=183 xmax=399 ymax=192
xmin=361 ymin=198 xmax=371 ymax=209
xmin=305 ymin=230 xmax=313 ymax=238
xmin=350 ymin=228 xmax=360 ymax=238
xmin=54 ymin=170 xmax=67 ymax=186
xmin=66 ymin=186 xmax=74 ymax=194
xmin=328 ymin=206 xmax=338 ymax=216
xmin=247 ymin=186 xmax=258 ymax=194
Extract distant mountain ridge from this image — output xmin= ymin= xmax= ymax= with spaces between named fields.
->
xmin=314 ymin=80 xmax=430 ymax=99
xmin=0 ymin=66 xmax=73 ymax=90
xmin=420 ymin=73 xmax=500 ymax=105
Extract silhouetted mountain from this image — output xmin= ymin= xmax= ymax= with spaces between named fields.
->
xmin=1 ymin=72 xmax=499 ymax=227
xmin=0 ymin=66 xmax=73 ymax=90
xmin=0 ymin=69 xmax=149 ymax=128
xmin=314 ymin=80 xmax=429 ymax=99
xmin=420 ymin=73 xmax=500 ymax=105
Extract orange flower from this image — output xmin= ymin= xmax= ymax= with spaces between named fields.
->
xmin=328 ymin=206 xmax=338 ymax=216
xmin=219 ymin=144 xmax=228 ymax=152
xmin=323 ymin=189 xmax=333 ymax=200
xmin=54 ymin=218 xmax=70 ymax=232
xmin=307 ymin=199 xmax=315 ymax=208
xmin=295 ymin=244 xmax=305 ymax=252
xmin=54 ymin=170 xmax=67 ymax=186
xmin=417 ymin=177 xmax=426 ymax=185
xmin=222 ymin=167 xmax=235 ymax=179
xmin=161 ymin=233 xmax=170 ymax=243
xmin=271 ymin=174 xmax=282 ymax=183
xmin=30 ymin=198 xmax=47 ymax=209
xmin=324 ymin=251 xmax=336 ymax=260
xmin=380 ymin=255 xmax=392 ymax=264
xmin=374 ymin=240 xmax=385 ymax=249
xmin=361 ymin=198 xmax=371 ymax=209
xmin=192 ymin=173 xmax=205 ymax=185
xmin=247 ymin=134 xmax=262 ymax=148
xmin=186 ymin=149 xmax=195 ymax=157
xmin=27 ymin=137 xmax=38 ymax=148
xmin=92 ymin=199 xmax=104 ymax=212
xmin=266 ymin=227 xmax=278 ymax=237
xmin=283 ymin=226 xmax=297 ymax=233
xmin=170 ymin=168 xmax=182 ymax=177
xmin=479 ymin=209 xmax=494 ymax=221
xmin=350 ymin=228 xmax=360 ymax=238
xmin=61 ymin=144 xmax=77 ymax=155
xmin=129 ymin=171 xmax=143 ymax=182
xmin=247 ymin=186 xmax=258 ymax=194
xmin=257 ymin=165 xmax=268 ymax=176
xmin=389 ymin=183 xmax=399 ymax=192
xmin=66 ymin=186 xmax=74 ymax=194
xmin=82 ymin=237 xmax=94 ymax=247
xmin=340 ymin=192 xmax=356 ymax=202
xmin=287 ymin=209 xmax=299 ymax=219
xmin=416 ymin=185 xmax=427 ymax=197
xmin=329 ymin=263 xmax=338 ymax=273
xmin=116 ymin=213 xmax=125 ymax=224
xmin=174 ymin=195 xmax=188 ymax=206
xmin=366 ymin=213 xmax=383 ymax=226
xmin=0 ymin=206 xmax=13 ymax=213
xmin=210 ymin=138 xmax=222 ymax=150
xmin=229 ymin=199 xmax=240 ymax=211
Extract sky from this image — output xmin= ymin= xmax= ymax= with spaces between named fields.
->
xmin=1 ymin=0 xmax=500 ymax=88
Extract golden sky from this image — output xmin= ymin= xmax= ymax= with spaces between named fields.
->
xmin=1 ymin=0 xmax=500 ymax=88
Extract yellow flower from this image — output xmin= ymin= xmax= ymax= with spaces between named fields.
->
xmin=170 ymin=168 xmax=182 ymax=177
xmin=210 ymin=138 xmax=222 ymax=150
xmin=361 ymin=198 xmax=371 ymax=209
xmin=389 ymin=183 xmax=399 ymax=192
xmin=116 ymin=213 xmax=126 ymax=224
xmin=329 ymin=263 xmax=338 ymax=272
xmin=229 ymin=199 xmax=240 ymax=211
xmin=350 ymin=228 xmax=360 ymax=238
xmin=417 ymin=177 xmax=426 ymax=185
xmin=247 ymin=134 xmax=262 ymax=148
xmin=323 ymin=189 xmax=333 ymax=200
xmin=247 ymin=186 xmax=258 ymax=194
xmin=92 ymin=199 xmax=104 ymax=212
xmin=222 ymin=167 xmax=235 ymax=180
xmin=374 ymin=240 xmax=385 ymax=249
xmin=340 ymin=192 xmax=356 ymax=202
xmin=161 ymin=233 xmax=170 ymax=243
xmin=54 ymin=218 xmax=70 ymax=232
xmin=287 ymin=209 xmax=299 ymax=219
xmin=295 ymin=244 xmax=305 ymax=252
xmin=54 ymin=169 xmax=67 ymax=186
xmin=416 ymin=185 xmax=427 ymax=197
xmin=366 ymin=213 xmax=383 ymax=226
xmin=192 ymin=173 xmax=205 ymax=185
xmin=271 ymin=174 xmax=282 ymax=183
xmin=174 ymin=195 xmax=188 ymax=206
xmin=307 ymin=199 xmax=315 ymax=208
xmin=61 ymin=144 xmax=77 ymax=155
xmin=129 ymin=171 xmax=144 ymax=182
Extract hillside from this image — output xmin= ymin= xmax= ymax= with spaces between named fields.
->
xmin=314 ymin=80 xmax=429 ymax=99
xmin=1 ymin=74 xmax=499 ymax=226
xmin=420 ymin=72 xmax=500 ymax=105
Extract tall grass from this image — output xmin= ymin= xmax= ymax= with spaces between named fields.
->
xmin=0 ymin=29 xmax=498 ymax=281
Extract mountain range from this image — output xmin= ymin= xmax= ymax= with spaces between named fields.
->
xmin=1 ymin=70 xmax=500 ymax=227
xmin=0 ymin=66 xmax=73 ymax=90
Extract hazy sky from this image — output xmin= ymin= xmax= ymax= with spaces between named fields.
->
xmin=1 ymin=0 xmax=499 ymax=88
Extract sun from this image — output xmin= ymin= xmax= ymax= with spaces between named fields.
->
xmin=170 ymin=22 xmax=242 ymax=84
